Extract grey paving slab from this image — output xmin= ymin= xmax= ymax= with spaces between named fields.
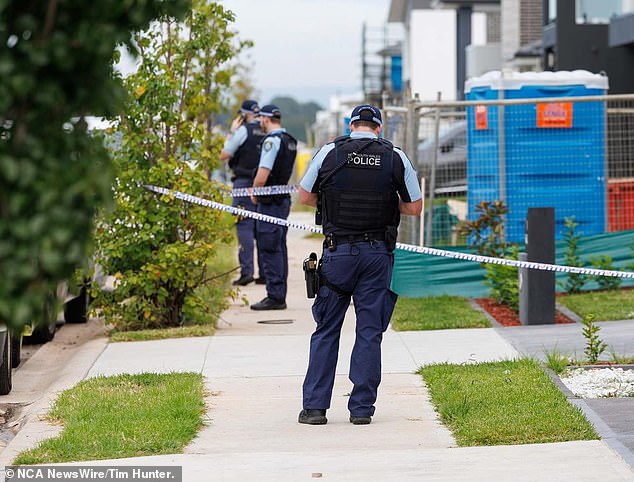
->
xmin=203 ymin=334 xmax=308 ymax=377
xmin=56 ymin=441 xmax=634 ymax=481
xmin=394 ymin=327 xmax=519 ymax=366
xmin=495 ymin=319 xmax=634 ymax=361
xmin=586 ymin=399 xmax=634 ymax=437
xmin=87 ymin=336 xmax=212 ymax=377
xmin=187 ymin=373 xmax=454 ymax=456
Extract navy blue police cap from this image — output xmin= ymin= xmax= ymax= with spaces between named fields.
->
xmin=259 ymin=104 xmax=282 ymax=119
xmin=350 ymin=104 xmax=382 ymax=127
xmin=239 ymin=99 xmax=260 ymax=115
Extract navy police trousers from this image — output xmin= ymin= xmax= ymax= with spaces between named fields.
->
xmin=232 ymin=177 xmax=263 ymax=278
xmin=302 ymin=240 xmax=398 ymax=418
xmin=255 ymin=198 xmax=290 ymax=302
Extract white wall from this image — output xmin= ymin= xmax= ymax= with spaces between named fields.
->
xmin=407 ymin=10 xmax=486 ymax=101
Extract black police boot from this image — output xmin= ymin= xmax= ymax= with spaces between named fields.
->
xmin=232 ymin=275 xmax=254 ymax=286
xmin=349 ymin=415 xmax=372 ymax=425
xmin=298 ymin=409 xmax=327 ymax=425
xmin=250 ymin=297 xmax=287 ymax=310
xmin=254 ymin=277 xmax=267 ymax=285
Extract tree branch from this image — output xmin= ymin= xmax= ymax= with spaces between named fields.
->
xmin=42 ymin=0 xmax=59 ymax=41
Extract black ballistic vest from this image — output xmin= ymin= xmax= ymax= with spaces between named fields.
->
xmin=229 ymin=121 xmax=266 ymax=179
xmin=258 ymin=131 xmax=297 ymax=203
xmin=320 ymin=136 xmax=400 ymax=237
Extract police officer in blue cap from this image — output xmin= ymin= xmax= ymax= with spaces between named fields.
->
xmin=220 ymin=100 xmax=266 ymax=286
xmin=250 ymin=104 xmax=297 ymax=310
xmin=297 ymin=104 xmax=422 ymax=425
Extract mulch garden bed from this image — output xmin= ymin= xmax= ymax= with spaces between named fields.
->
xmin=474 ymin=298 xmax=576 ymax=327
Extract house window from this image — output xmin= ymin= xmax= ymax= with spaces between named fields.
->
xmin=547 ymin=0 xmax=557 ymax=24
xmin=575 ymin=0 xmax=623 ymax=24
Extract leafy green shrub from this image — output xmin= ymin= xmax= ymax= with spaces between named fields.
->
xmin=627 ymin=243 xmax=634 ymax=273
xmin=0 ymin=1 xmax=188 ymax=331
xmin=457 ymin=200 xmax=509 ymax=258
xmin=560 ymin=216 xmax=587 ymax=294
xmin=459 ymin=200 xmax=519 ymax=310
xmin=93 ymin=2 xmax=248 ymax=330
xmin=589 ymin=255 xmax=622 ymax=291
xmin=484 ymin=246 xmax=519 ymax=311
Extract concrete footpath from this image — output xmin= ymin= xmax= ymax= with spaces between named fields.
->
xmin=1 ymin=211 xmax=634 ymax=481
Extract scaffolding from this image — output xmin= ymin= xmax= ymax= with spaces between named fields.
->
xmin=361 ymin=22 xmax=402 ymax=106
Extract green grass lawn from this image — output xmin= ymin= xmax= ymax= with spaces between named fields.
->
xmin=14 ymin=373 xmax=205 ymax=464
xmin=557 ymin=288 xmax=634 ymax=321
xmin=109 ymin=324 xmax=215 ymax=342
xmin=391 ymin=295 xmax=491 ymax=331
xmin=420 ymin=359 xmax=597 ymax=446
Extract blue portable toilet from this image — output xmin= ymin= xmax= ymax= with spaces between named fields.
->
xmin=465 ymin=70 xmax=608 ymax=242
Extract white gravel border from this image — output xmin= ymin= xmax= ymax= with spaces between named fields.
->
xmin=559 ymin=367 xmax=634 ymax=398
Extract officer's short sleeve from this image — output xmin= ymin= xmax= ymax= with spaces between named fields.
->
xmin=393 ymin=147 xmax=422 ymax=202
xmin=258 ymin=135 xmax=282 ymax=170
xmin=223 ymin=125 xmax=248 ymax=156
xmin=300 ymin=143 xmax=336 ymax=193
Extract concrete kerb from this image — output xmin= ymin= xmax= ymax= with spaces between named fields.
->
xmin=544 ymin=365 xmax=634 ymax=470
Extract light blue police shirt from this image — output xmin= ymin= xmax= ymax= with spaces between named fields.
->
xmin=258 ymin=128 xmax=286 ymax=170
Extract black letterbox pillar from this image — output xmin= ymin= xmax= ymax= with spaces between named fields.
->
xmin=519 ymin=207 xmax=555 ymax=325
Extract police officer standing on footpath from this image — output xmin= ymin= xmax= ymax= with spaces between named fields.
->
xmin=297 ymin=104 xmax=422 ymax=425
xmin=250 ymin=104 xmax=297 ymax=310
xmin=220 ymin=100 xmax=266 ymax=286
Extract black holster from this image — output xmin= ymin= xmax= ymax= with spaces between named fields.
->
xmin=303 ymin=252 xmax=320 ymax=298
xmin=385 ymin=226 xmax=398 ymax=252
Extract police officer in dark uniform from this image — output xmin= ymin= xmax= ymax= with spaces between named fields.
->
xmin=220 ymin=100 xmax=266 ymax=286
xmin=297 ymin=104 xmax=422 ymax=425
xmin=250 ymin=104 xmax=298 ymax=310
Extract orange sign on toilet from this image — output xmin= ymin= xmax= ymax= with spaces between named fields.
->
xmin=475 ymin=105 xmax=488 ymax=130
xmin=536 ymin=102 xmax=572 ymax=128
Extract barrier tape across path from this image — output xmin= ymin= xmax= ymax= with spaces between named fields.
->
xmin=229 ymin=184 xmax=299 ymax=198
xmin=145 ymin=184 xmax=634 ymax=280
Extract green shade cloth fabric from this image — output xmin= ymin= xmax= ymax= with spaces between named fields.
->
xmin=392 ymin=230 xmax=634 ymax=298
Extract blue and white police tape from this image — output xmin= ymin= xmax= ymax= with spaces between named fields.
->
xmin=229 ymin=184 xmax=299 ymax=198
xmin=145 ymin=184 xmax=634 ymax=280
xmin=146 ymin=184 xmax=322 ymax=234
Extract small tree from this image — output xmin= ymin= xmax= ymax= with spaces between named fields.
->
xmin=93 ymin=1 xmax=250 ymax=330
xmin=581 ymin=313 xmax=607 ymax=364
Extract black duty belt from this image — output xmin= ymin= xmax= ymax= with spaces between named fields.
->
xmin=341 ymin=232 xmax=385 ymax=243
xmin=324 ymin=232 xmax=386 ymax=252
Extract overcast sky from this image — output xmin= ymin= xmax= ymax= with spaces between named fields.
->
xmin=217 ymin=0 xmax=393 ymax=106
